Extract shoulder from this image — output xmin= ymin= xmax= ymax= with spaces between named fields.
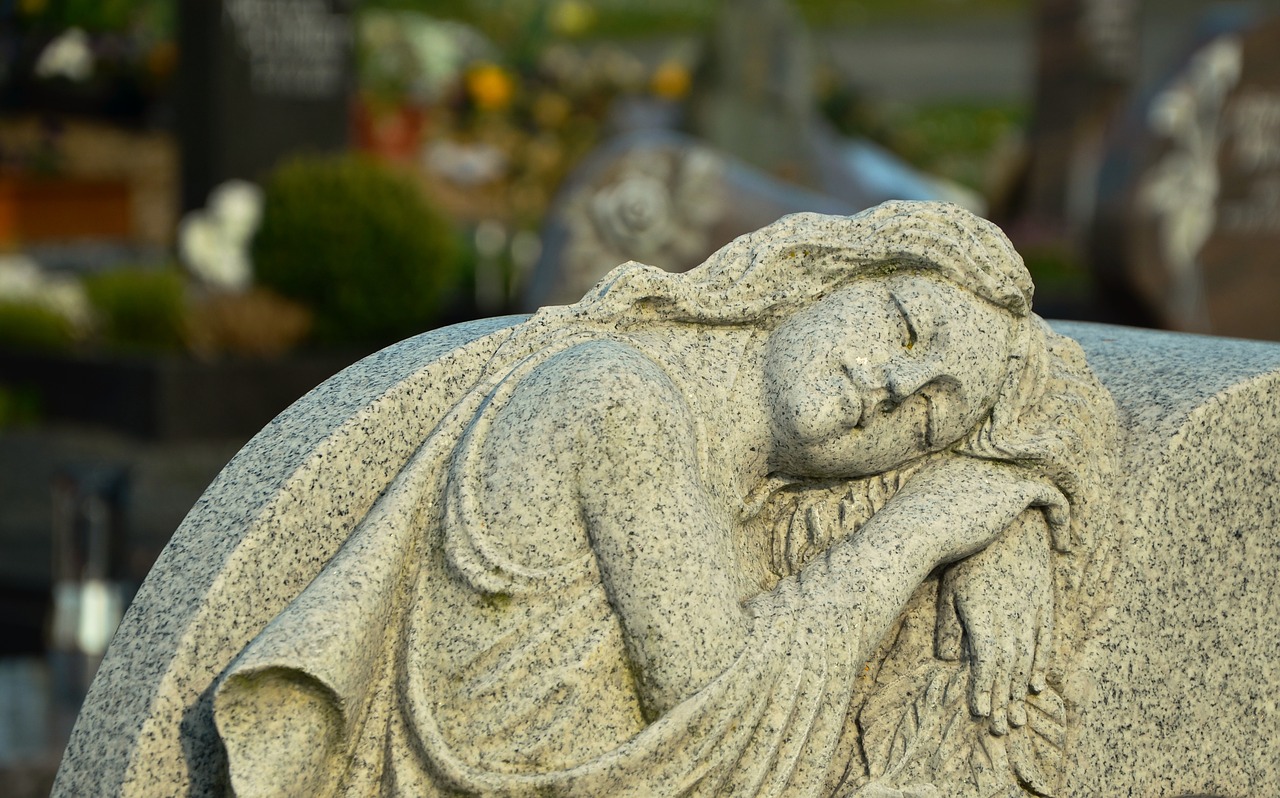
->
xmin=518 ymin=338 xmax=691 ymax=423
xmin=487 ymin=338 xmax=701 ymax=480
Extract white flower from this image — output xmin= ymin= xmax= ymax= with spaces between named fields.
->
xmin=209 ymin=180 xmax=264 ymax=246
xmin=180 ymin=181 xmax=263 ymax=291
xmin=0 ymin=254 xmax=91 ymax=333
xmin=0 ymin=254 xmax=43 ymax=300
xmin=34 ymin=28 xmax=94 ymax=82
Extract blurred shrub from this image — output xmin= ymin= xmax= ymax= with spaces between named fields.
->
xmin=253 ymin=155 xmax=465 ymax=345
xmin=1020 ymin=245 xmax=1091 ymax=297
xmin=0 ymin=301 xmax=77 ymax=351
xmin=83 ymin=267 xmax=188 ymax=351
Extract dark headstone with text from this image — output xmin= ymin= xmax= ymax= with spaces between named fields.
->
xmin=177 ymin=0 xmax=353 ymax=211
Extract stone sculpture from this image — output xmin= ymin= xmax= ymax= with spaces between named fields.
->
xmin=56 ymin=201 xmax=1280 ymax=796
xmin=233 ymin=200 xmax=1117 ymax=798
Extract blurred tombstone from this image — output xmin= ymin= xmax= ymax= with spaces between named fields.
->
xmin=177 ymin=0 xmax=354 ymax=213
xmin=48 ymin=466 xmax=131 ymax=726
xmin=1092 ymin=13 xmax=1280 ymax=338
xmin=688 ymin=0 xmax=816 ymax=184
xmin=1015 ymin=0 xmax=1140 ymax=232
xmin=523 ymin=130 xmax=855 ymax=309
xmin=685 ymin=0 xmax=979 ymax=213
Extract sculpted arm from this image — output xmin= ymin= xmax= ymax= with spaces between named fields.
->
xmin=570 ymin=344 xmax=749 ymax=721
xmin=759 ymin=458 xmax=1068 ymax=666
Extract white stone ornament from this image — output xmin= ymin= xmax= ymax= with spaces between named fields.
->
xmin=52 ymin=201 xmax=1280 ymax=796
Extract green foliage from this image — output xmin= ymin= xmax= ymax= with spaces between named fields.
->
xmin=361 ymin=0 xmax=1023 ymax=39
xmin=0 ymin=301 xmax=77 ymax=351
xmin=83 ymin=267 xmax=188 ymax=351
xmin=1020 ymin=245 xmax=1092 ymax=297
xmin=253 ymin=155 xmax=466 ymax=345
xmin=18 ymin=0 xmax=174 ymax=35
xmin=794 ymin=0 xmax=1025 ymax=25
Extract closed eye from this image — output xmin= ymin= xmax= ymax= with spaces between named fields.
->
xmin=890 ymin=291 xmax=918 ymax=350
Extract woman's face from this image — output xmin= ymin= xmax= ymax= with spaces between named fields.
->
xmin=765 ymin=272 xmax=1014 ymax=478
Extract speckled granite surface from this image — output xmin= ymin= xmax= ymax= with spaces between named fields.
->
xmin=51 ymin=313 xmax=527 ymax=797
xmin=51 ymin=205 xmax=1280 ymax=797
xmin=1052 ymin=321 xmax=1280 ymax=798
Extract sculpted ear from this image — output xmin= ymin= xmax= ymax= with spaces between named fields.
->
xmin=214 ymin=667 xmax=346 ymax=798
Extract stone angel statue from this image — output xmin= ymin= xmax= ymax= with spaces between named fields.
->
xmin=54 ymin=201 xmax=1117 ymax=798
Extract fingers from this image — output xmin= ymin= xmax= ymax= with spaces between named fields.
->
xmin=1007 ymin=619 xmax=1035 ymax=729
xmin=967 ymin=637 xmax=996 ymax=720
xmin=966 ymin=619 xmax=1041 ymax=736
xmin=989 ymin=664 xmax=1012 ymax=735
xmin=1030 ymin=599 xmax=1054 ymax=694
xmin=1049 ymin=512 xmax=1070 ymax=555
xmin=1025 ymin=482 xmax=1072 ymax=551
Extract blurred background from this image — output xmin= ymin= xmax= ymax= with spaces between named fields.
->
xmin=1 ymin=0 xmax=1278 ymax=791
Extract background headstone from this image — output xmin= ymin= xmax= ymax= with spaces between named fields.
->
xmin=1014 ymin=0 xmax=1139 ymax=231
xmin=177 ymin=0 xmax=354 ymax=212
xmin=687 ymin=0 xmax=816 ymax=185
xmin=684 ymin=0 xmax=981 ymax=213
xmin=1091 ymin=12 xmax=1280 ymax=339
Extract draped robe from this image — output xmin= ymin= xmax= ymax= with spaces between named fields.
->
xmin=213 ymin=325 xmax=892 ymax=798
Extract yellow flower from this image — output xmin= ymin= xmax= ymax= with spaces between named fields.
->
xmin=651 ymin=60 xmax=691 ymax=100
xmin=467 ymin=63 xmax=515 ymax=112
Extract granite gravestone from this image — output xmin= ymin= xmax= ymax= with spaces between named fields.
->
xmin=1092 ymin=14 xmax=1280 ymax=339
xmin=177 ymin=0 xmax=353 ymax=212
xmin=52 ymin=201 xmax=1280 ymax=796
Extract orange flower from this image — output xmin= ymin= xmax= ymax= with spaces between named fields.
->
xmin=651 ymin=60 xmax=691 ymax=101
xmin=466 ymin=63 xmax=515 ymax=112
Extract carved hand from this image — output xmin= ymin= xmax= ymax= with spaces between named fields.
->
xmin=934 ymin=511 xmax=1054 ymax=736
xmin=892 ymin=456 xmax=1068 ymax=567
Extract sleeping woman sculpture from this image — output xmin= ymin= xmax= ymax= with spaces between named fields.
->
xmin=58 ymin=201 xmax=1119 ymax=798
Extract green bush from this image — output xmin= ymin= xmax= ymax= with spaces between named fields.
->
xmin=83 ymin=267 xmax=188 ymax=351
xmin=253 ymin=155 xmax=465 ymax=345
xmin=0 ymin=301 xmax=77 ymax=351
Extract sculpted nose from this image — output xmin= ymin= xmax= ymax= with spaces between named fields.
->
xmin=886 ymin=361 xmax=937 ymax=403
